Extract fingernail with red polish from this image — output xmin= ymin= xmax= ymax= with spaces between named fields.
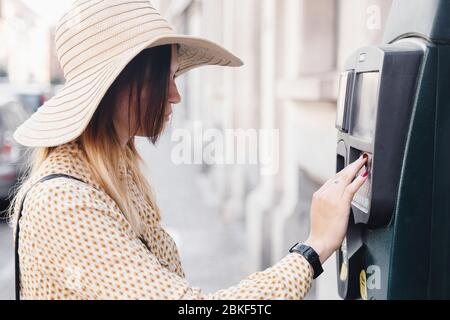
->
xmin=361 ymin=170 xmax=369 ymax=178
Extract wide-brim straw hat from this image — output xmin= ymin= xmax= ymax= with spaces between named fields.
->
xmin=13 ymin=0 xmax=243 ymax=147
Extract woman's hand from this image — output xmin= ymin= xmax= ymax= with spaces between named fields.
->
xmin=304 ymin=156 xmax=368 ymax=264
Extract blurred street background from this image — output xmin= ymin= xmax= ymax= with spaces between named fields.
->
xmin=0 ymin=0 xmax=394 ymax=299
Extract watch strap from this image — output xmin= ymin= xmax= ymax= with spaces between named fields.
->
xmin=289 ymin=243 xmax=324 ymax=279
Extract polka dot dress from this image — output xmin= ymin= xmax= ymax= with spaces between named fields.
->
xmin=13 ymin=141 xmax=313 ymax=300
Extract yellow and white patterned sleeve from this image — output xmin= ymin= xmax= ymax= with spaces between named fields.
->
xmin=198 ymin=253 xmax=313 ymax=300
xmin=24 ymin=179 xmax=313 ymax=300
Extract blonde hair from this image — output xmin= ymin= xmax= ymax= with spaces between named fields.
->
xmin=6 ymin=133 xmax=160 ymax=236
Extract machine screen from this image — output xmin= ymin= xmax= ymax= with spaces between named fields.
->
xmin=351 ymin=72 xmax=380 ymax=142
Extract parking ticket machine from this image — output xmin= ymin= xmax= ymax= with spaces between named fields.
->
xmin=336 ymin=0 xmax=450 ymax=299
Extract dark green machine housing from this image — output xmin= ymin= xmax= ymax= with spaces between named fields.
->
xmin=335 ymin=0 xmax=450 ymax=299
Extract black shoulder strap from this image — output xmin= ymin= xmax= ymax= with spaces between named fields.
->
xmin=15 ymin=174 xmax=93 ymax=300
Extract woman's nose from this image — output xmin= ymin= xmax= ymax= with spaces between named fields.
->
xmin=169 ymin=82 xmax=182 ymax=104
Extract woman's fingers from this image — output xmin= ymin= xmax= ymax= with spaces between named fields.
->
xmin=320 ymin=157 xmax=367 ymax=193
xmin=343 ymin=171 xmax=369 ymax=202
xmin=338 ymin=156 xmax=367 ymax=183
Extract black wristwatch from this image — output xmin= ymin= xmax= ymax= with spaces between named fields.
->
xmin=289 ymin=243 xmax=323 ymax=279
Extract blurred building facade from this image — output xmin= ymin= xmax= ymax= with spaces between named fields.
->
xmin=48 ymin=26 xmax=65 ymax=85
xmin=156 ymin=0 xmax=394 ymax=299
xmin=0 ymin=0 xmax=50 ymax=84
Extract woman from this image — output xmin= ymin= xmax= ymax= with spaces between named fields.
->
xmin=9 ymin=0 xmax=368 ymax=299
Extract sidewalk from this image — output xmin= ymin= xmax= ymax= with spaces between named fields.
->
xmin=0 ymin=221 xmax=14 ymax=300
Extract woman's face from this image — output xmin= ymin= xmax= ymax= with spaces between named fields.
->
xmin=114 ymin=44 xmax=181 ymax=144
xmin=163 ymin=44 xmax=182 ymax=122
